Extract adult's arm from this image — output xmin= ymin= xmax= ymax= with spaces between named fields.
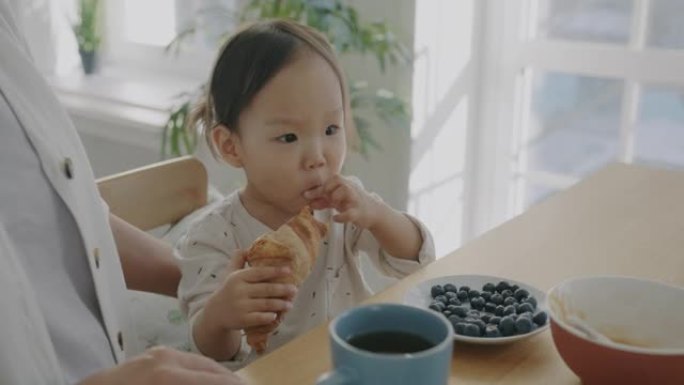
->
xmin=110 ymin=214 xmax=181 ymax=297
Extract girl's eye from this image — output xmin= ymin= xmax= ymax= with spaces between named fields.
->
xmin=276 ymin=133 xmax=298 ymax=143
xmin=325 ymin=125 xmax=340 ymax=135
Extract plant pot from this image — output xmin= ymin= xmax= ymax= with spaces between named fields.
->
xmin=79 ymin=49 xmax=98 ymax=75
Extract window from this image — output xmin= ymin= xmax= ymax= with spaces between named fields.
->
xmin=507 ymin=0 xmax=684 ymax=215
xmin=410 ymin=0 xmax=684 ymax=256
xmin=104 ymin=0 xmax=241 ymax=79
xmin=409 ymin=1 xmax=475 ymax=256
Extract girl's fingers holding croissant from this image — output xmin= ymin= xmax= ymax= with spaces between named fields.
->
xmin=248 ymin=282 xmax=297 ymax=299
xmin=240 ymin=312 xmax=278 ymax=327
xmin=248 ymin=298 xmax=293 ymax=313
xmin=238 ymin=265 xmax=291 ymax=283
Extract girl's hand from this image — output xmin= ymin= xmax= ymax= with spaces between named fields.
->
xmin=304 ymin=175 xmax=382 ymax=229
xmin=203 ymin=251 xmax=297 ymax=332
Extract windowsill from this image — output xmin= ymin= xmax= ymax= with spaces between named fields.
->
xmin=50 ymin=67 xmax=204 ymax=149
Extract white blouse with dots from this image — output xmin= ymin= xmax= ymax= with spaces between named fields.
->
xmin=176 ymin=186 xmax=435 ymax=369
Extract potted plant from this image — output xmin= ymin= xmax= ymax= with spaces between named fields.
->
xmin=161 ymin=0 xmax=411 ymax=159
xmin=73 ymin=0 xmax=102 ymax=74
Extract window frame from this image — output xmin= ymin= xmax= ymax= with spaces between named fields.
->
xmin=102 ymin=0 xmax=235 ymax=80
xmin=475 ymin=0 xmax=684 ymax=232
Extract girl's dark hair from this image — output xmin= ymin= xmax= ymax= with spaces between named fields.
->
xmin=188 ymin=19 xmax=353 ymax=157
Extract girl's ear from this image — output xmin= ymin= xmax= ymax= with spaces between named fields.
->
xmin=212 ymin=125 xmax=243 ymax=168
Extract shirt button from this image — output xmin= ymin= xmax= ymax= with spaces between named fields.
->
xmin=63 ymin=158 xmax=74 ymax=179
xmin=117 ymin=331 xmax=124 ymax=351
xmin=93 ymin=248 xmax=100 ymax=268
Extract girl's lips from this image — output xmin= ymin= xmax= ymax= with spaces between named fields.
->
xmin=303 ymin=185 xmax=323 ymax=200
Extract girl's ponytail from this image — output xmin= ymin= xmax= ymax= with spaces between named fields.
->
xmin=187 ymin=90 xmax=219 ymax=156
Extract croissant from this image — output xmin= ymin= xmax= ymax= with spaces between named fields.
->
xmin=244 ymin=206 xmax=328 ymax=353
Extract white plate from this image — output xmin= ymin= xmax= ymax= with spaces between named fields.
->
xmin=403 ymin=274 xmax=549 ymax=345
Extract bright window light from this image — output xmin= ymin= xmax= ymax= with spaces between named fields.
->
xmin=123 ymin=0 xmax=176 ymax=46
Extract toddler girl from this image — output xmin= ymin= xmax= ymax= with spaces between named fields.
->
xmin=176 ymin=19 xmax=435 ymax=369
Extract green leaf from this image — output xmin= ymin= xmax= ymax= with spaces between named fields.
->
xmin=74 ymin=0 xmax=101 ymax=52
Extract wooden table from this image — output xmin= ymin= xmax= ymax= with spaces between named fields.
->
xmin=237 ymin=163 xmax=684 ymax=384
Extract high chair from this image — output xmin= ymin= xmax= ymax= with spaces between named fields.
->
xmin=97 ymin=156 xmax=208 ymax=231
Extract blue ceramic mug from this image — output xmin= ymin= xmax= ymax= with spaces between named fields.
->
xmin=316 ymin=303 xmax=454 ymax=385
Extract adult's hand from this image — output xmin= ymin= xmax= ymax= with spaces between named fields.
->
xmin=79 ymin=347 xmax=244 ymax=385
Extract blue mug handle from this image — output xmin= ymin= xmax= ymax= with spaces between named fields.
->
xmin=316 ymin=368 xmax=357 ymax=385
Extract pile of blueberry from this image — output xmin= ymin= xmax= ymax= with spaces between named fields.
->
xmin=429 ymin=281 xmax=548 ymax=338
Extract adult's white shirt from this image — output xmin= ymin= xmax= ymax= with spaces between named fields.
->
xmin=0 ymin=1 xmax=135 ymax=383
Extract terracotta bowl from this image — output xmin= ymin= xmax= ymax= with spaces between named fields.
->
xmin=547 ymin=276 xmax=684 ymax=385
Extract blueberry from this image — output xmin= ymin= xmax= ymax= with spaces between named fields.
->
xmin=467 ymin=310 xmax=481 ymax=318
xmin=482 ymin=282 xmax=496 ymax=293
xmin=466 ymin=318 xmax=486 ymax=334
xmin=533 ymin=311 xmax=548 ymax=326
xmin=489 ymin=316 xmax=502 ymax=325
xmin=455 ymin=322 xmax=467 ymax=335
xmin=456 ymin=290 xmax=469 ymax=301
xmin=434 ymin=295 xmax=447 ymax=304
xmin=494 ymin=305 xmax=505 ymax=317
xmin=480 ymin=291 xmax=492 ymax=302
xmin=518 ymin=303 xmax=534 ymax=314
xmin=484 ymin=302 xmax=497 ymax=313
xmin=431 ymin=285 xmax=445 ymax=298
xmin=448 ymin=315 xmax=464 ymax=330
xmin=429 ymin=302 xmax=445 ymax=312
xmin=485 ymin=324 xmax=502 ymax=338
xmin=459 ymin=285 xmax=471 ymax=293
xmin=499 ymin=316 xmax=516 ymax=336
xmin=470 ymin=297 xmax=485 ymax=310
xmin=510 ymin=284 xmax=520 ymax=293
xmin=514 ymin=288 xmax=530 ymax=301
xmin=480 ymin=313 xmax=492 ymax=323
xmin=523 ymin=296 xmax=538 ymax=310
xmin=515 ymin=317 xmax=534 ymax=334
xmin=474 ymin=319 xmax=487 ymax=332
xmin=496 ymin=281 xmax=511 ymax=293
xmin=444 ymin=291 xmax=458 ymax=300
xmin=443 ymin=310 xmax=452 ymax=317
xmin=452 ymin=306 xmax=469 ymax=318
xmin=518 ymin=311 xmax=533 ymax=320
xmin=448 ymin=297 xmax=462 ymax=306
xmin=503 ymin=305 xmax=516 ymax=316
xmin=443 ymin=283 xmax=458 ymax=293
xmin=491 ymin=293 xmax=503 ymax=305
xmin=464 ymin=323 xmax=481 ymax=337
xmin=468 ymin=289 xmax=481 ymax=299
xmin=501 ymin=289 xmax=513 ymax=299
xmin=503 ymin=296 xmax=518 ymax=306
xmin=446 ymin=305 xmax=460 ymax=313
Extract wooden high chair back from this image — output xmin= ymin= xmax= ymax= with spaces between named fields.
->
xmin=97 ymin=156 xmax=208 ymax=231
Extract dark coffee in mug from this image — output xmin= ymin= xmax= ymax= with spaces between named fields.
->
xmin=317 ymin=304 xmax=453 ymax=385
xmin=347 ymin=331 xmax=435 ymax=354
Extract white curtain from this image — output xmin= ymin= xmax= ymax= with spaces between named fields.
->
xmin=9 ymin=0 xmax=79 ymax=76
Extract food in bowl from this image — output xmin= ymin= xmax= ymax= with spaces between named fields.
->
xmin=547 ymin=276 xmax=684 ymax=385
xmin=428 ymin=280 xmax=547 ymax=338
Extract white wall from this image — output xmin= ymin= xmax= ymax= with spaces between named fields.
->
xmin=70 ymin=0 xmax=416 ymax=213
xmin=343 ymin=0 xmax=416 ymax=211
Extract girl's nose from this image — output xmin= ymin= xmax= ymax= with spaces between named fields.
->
xmin=305 ymin=145 xmax=326 ymax=170
xmin=306 ymin=155 xmax=325 ymax=170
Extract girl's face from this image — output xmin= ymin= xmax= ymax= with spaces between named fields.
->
xmin=218 ymin=51 xmax=347 ymax=219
